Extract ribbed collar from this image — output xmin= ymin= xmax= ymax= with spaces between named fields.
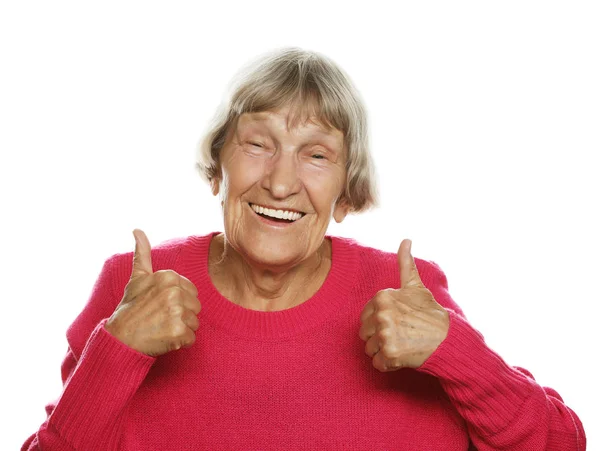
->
xmin=179 ymin=232 xmax=359 ymax=342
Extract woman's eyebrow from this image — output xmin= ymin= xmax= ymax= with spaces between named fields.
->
xmin=239 ymin=114 xmax=343 ymax=150
xmin=242 ymin=112 xmax=272 ymax=123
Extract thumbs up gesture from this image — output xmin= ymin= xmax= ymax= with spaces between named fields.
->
xmin=105 ymin=229 xmax=202 ymax=357
xmin=359 ymin=239 xmax=449 ymax=372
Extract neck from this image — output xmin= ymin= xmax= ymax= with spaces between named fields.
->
xmin=208 ymin=233 xmax=331 ymax=311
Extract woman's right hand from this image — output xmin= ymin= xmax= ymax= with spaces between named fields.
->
xmin=105 ymin=229 xmax=201 ymax=357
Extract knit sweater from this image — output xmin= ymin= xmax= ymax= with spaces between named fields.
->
xmin=23 ymin=233 xmax=586 ymax=450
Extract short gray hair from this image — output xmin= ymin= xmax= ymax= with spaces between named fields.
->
xmin=196 ymin=47 xmax=377 ymax=212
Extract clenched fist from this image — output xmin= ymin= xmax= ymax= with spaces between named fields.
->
xmin=359 ymin=239 xmax=449 ymax=372
xmin=105 ymin=229 xmax=202 ymax=357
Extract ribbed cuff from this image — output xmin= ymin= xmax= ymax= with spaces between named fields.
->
xmin=49 ymin=319 xmax=155 ymax=449
xmin=418 ymin=310 xmax=536 ymax=435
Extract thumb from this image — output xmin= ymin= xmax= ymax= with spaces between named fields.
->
xmin=397 ymin=239 xmax=423 ymax=288
xmin=131 ymin=228 xmax=153 ymax=278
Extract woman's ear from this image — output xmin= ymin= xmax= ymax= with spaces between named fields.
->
xmin=210 ymin=176 xmax=220 ymax=196
xmin=333 ymin=198 xmax=351 ymax=223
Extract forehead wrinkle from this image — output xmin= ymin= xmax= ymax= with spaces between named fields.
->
xmin=285 ymin=115 xmax=334 ymax=136
xmin=283 ymin=98 xmax=335 ymax=133
xmin=242 ymin=110 xmax=338 ymax=138
xmin=243 ymin=100 xmax=335 ymax=131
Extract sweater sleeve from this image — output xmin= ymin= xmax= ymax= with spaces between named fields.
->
xmin=21 ymin=256 xmax=156 ymax=451
xmin=417 ymin=261 xmax=586 ymax=450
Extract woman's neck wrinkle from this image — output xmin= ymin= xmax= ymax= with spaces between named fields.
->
xmin=210 ymin=234 xmax=330 ymax=311
xmin=242 ymin=265 xmax=298 ymax=301
xmin=236 ymin=252 xmax=319 ymax=309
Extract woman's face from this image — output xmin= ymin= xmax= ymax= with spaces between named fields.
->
xmin=214 ymin=105 xmax=349 ymax=270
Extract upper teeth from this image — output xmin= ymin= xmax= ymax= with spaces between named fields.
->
xmin=250 ymin=204 xmax=303 ymax=221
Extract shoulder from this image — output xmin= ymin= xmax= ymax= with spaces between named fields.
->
xmin=330 ymin=236 xmax=464 ymax=315
xmin=331 ymin=235 xmax=445 ymax=287
xmin=107 ymin=233 xmax=208 ymax=270
xmin=66 ymin=232 xmax=216 ymax=356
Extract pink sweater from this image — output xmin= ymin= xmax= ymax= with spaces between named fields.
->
xmin=23 ymin=233 xmax=586 ymax=450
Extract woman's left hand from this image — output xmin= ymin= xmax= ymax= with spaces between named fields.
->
xmin=359 ymin=239 xmax=450 ymax=372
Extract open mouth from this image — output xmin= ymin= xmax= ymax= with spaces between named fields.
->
xmin=249 ymin=203 xmax=305 ymax=223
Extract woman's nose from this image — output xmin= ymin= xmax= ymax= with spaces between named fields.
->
xmin=261 ymin=152 xmax=302 ymax=199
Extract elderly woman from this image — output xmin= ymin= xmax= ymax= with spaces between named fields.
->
xmin=23 ymin=48 xmax=585 ymax=450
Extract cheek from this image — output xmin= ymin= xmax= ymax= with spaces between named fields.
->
xmin=301 ymin=166 xmax=346 ymax=213
xmin=223 ymin=152 xmax=266 ymax=197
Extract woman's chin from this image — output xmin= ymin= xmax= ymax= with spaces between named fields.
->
xmin=226 ymin=227 xmax=322 ymax=271
xmin=244 ymin=247 xmax=307 ymax=271
xmin=234 ymin=237 xmax=312 ymax=270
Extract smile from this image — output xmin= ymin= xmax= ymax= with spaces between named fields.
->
xmin=249 ymin=203 xmax=305 ymax=222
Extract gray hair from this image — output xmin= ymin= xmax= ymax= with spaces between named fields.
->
xmin=196 ymin=47 xmax=377 ymax=212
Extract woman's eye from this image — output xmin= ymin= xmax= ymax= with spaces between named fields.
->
xmin=248 ymin=142 xmax=263 ymax=148
xmin=311 ymin=154 xmax=326 ymax=160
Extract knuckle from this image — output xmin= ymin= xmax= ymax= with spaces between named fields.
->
xmin=164 ymin=286 xmax=183 ymax=303
xmin=157 ymin=270 xmax=180 ymax=285
xmin=360 ymin=328 xmax=373 ymax=342
xmin=372 ymin=295 xmax=387 ymax=308
xmin=381 ymin=342 xmax=398 ymax=358
xmin=182 ymin=276 xmax=199 ymax=296
xmin=379 ymin=288 xmax=396 ymax=299
xmin=180 ymin=330 xmax=196 ymax=348
xmin=374 ymin=310 xmax=391 ymax=323
xmin=185 ymin=330 xmax=196 ymax=346
xmin=167 ymin=303 xmax=185 ymax=317
xmin=373 ymin=290 xmax=396 ymax=306
xmin=183 ymin=310 xmax=200 ymax=330
xmin=360 ymin=304 xmax=372 ymax=322
xmin=169 ymin=322 xmax=188 ymax=338
xmin=376 ymin=328 xmax=391 ymax=341
xmin=191 ymin=299 xmax=202 ymax=314
xmin=358 ymin=327 xmax=367 ymax=341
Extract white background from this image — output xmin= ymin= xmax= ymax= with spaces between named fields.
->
xmin=1 ymin=1 xmax=598 ymax=449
